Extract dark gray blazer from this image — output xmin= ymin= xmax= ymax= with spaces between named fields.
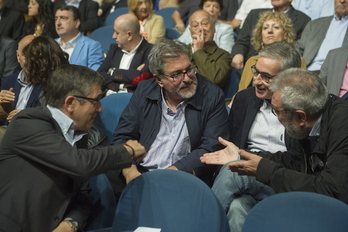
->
xmin=296 ymin=16 xmax=348 ymax=67
xmin=0 ymin=36 xmax=19 ymax=79
xmin=319 ymin=46 xmax=348 ymax=96
xmin=0 ymin=7 xmax=25 ymax=41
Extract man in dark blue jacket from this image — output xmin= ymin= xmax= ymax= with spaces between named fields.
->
xmin=110 ymin=38 xmax=229 ymax=200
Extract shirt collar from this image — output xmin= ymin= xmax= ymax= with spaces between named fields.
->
xmin=57 ymin=32 xmax=81 ymax=50
xmin=17 ymin=70 xmax=30 ymax=87
xmin=334 ymin=14 xmax=348 ymax=21
xmin=122 ymin=37 xmax=143 ymax=54
xmin=309 ymin=114 xmax=322 ymax=137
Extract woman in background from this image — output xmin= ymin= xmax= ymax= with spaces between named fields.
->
xmin=23 ymin=0 xmax=58 ymax=38
xmin=128 ymin=0 xmax=165 ymax=44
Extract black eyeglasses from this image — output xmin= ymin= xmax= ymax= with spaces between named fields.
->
xmin=161 ymin=65 xmax=197 ymax=82
xmin=251 ymin=65 xmax=276 ymax=83
xmin=73 ymin=95 xmax=102 ymax=108
xmin=271 ymin=106 xmax=290 ymax=117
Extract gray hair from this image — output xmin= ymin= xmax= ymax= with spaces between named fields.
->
xmin=270 ymin=68 xmax=329 ymax=118
xmin=148 ymin=38 xmax=192 ymax=76
xmin=259 ymin=42 xmax=302 ymax=72
xmin=45 ymin=64 xmax=104 ymax=108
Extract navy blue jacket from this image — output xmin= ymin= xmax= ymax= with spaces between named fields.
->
xmin=112 ymin=74 xmax=230 ymax=182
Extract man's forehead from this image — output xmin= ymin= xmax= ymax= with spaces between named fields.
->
xmin=256 ymin=57 xmax=281 ymax=72
xmin=191 ymin=17 xmax=210 ymax=24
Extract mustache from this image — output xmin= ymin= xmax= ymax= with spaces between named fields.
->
xmin=179 ymin=79 xmax=197 ymax=89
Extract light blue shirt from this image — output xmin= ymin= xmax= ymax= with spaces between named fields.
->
xmin=308 ymin=15 xmax=348 ymax=71
xmin=16 ymin=71 xmax=34 ymax=110
xmin=65 ymin=0 xmax=82 ymax=8
xmin=292 ymin=0 xmax=334 ymax=20
xmin=142 ymin=89 xmax=191 ymax=170
xmin=47 ymin=105 xmax=85 ymax=147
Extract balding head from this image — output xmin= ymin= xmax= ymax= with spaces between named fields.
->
xmin=189 ymin=10 xmax=215 ymax=44
xmin=112 ymin=13 xmax=141 ymax=52
xmin=17 ymin=35 xmax=35 ymax=69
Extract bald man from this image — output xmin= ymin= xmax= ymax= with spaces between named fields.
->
xmin=97 ymin=13 xmax=153 ymax=93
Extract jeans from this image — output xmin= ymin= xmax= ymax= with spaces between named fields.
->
xmin=212 ymin=162 xmax=276 ymax=231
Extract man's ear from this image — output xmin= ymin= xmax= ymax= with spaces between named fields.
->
xmin=64 ymin=96 xmax=76 ymax=113
xmin=154 ymin=74 xmax=164 ymax=87
xmin=294 ymin=110 xmax=306 ymax=126
xmin=75 ymin=19 xmax=81 ymax=29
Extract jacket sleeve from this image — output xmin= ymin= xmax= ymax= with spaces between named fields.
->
xmin=193 ymin=47 xmax=231 ymax=88
xmin=80 ymin=1 xmax=99 ymax=33
xmin=87 ymin=40 xmax=104 ymax=71
xmin=146 ymin=14 xmax=166 ymax=44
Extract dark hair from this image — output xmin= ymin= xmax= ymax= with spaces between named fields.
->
xmin=199 ymin=0 xmax=224 ymax=12
xmin=24 ymin=0 xmax=58 ymax=38
xmin=22 ymin=36 xmax=69 ymax=86
xmin=45 ymin=64 xmax=104 ymax=108
xmin=55 ymin=5 xmax=82 ymax=30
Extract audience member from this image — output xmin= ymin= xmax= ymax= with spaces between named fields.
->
xmin=97 ymin=13 xmax=152 ymax=93
xmin=237 ymin=11 xmax=306 ymax=92
xmin=189 ymin=10 xmax=231 ymax=88
xmin=108 ymin=38 xmax=229 ymax=201
xmin=0 ymin=36 xmax=19 ymax=79
xmin=171 ymin=0 xmax=200 ymax=34
xmin=0 ymin=64 xmax=146 ymax=231
xmin=0 ymin=36 xmax=68 ymax=128
xmin=23 ymin=0 xmax=58 ymax=38
xmin=97 ymin=0 xmax=128 ymax=20
xmin=202 ymin=42 xmax=301 ymax=232
xmin=227 ymin=0 xmax=272 ymax=29
xmin=296 ymin=0 xmax=348 ymax=74
xmin=292 ymin=0 xmax=334 ymax=20
xmin=127 ymin=0 xmax=165 ymax=44
xmin=319 ymin=46 xmax=348 ymax=97
xmin=202 ymin=68 xmax=348 ymax=228
xmin=231 ymin=0 xmax=310 ymax=69
xmin=55 ymin=5 xmax=104 ymax=71
xmin=178 ymin=0 xmax=234 ymax=54
xmin=54 ymin=0 xmax=99 ymax=34
xmin=0 ymin=0 xmax=25 ymax=41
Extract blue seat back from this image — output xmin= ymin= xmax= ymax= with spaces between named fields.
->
xmin=165 ymin=28 xmax=180 ymax=39
xmin=113 ymin=169 xmax=230 ymax=232
xmin=89 ymin=26 xmax=115 ymax=55
xmin=99 ymin=93 xmax=133 ymax=144
xmin=224 ymin=68 xmax=239 ymax=102
xmin=243 ymin=192 xmax=348 ymax=232
xmin=104 ymin=7 xmax=129 ymax=26
xmin=155 ymin=7 xmax=178 ymax=28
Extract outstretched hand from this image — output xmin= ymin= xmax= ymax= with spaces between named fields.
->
xmin=228 ymin=150 xmax=262 ymax=176
xmin=200 ymin=137 xmax=240 ymax=165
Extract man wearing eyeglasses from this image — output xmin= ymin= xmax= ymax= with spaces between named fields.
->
xmin=189 ymin=10 xmax=231 ymax=88
xmin=108 ymin=38 xmax=229 ymax=201
xmin=0 ymin=64 xmax=146 ymax=231
xmin=201 ymin=42 xmax=301 ymax=232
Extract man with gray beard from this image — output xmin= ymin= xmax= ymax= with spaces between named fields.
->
xmin=108 ymin=38 xmax=229 ymax=201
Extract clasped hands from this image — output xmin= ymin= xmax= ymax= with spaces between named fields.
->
xmin=200 ymin=137 xmax=262 ymax=176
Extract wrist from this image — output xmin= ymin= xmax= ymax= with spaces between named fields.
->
xmin=63 ymin=218 xmax=78 ymax=232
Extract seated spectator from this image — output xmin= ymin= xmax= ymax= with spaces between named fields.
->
xmin=296 ymin=0 xmax=348 ymax=74
xmin=231 ymin=0 xmax=310 ymax=70
xmin=202 ymin=67 xmax=348 ymax=229
xmin=54 ymin=0 xmax=99 ymax=34
xmin=97 ymin=0 xmax=128 ymax=21
xmin=292 ymin=0 xmax=334 ymax=20
xmin=23 ymin=0 xmax=58 ymax=38
xmin=0 ymin=36 xmax=19 ymax=79
xmin=127 ymin=0 xmax=165 ymax=44
xmin=97 ymin=13 xmax=152 ymax=93
xmin=108 ymin=38 xmax=229 ymax=201
xmin=178 ymin=0 xmax=234 ymax=54
xmin=0 ymin=64 xmax=145 ymax=231
xmin=189 ymin=10 xmax=231 ymax=88
xmin=0 ymin=36 xmax=69 ymax=128
xmin=237 ymin=11 xmax=306 ymax=92
xmin=0 ymin=0 xmax=25 ymax=41
xmin=171 ymin=0 xmax=200 ymax=34
xmin=202 ymin=42 xmax=301 ymax=232
xmin=319 ymin=46 xmax=348 ymax=97
xmin=226 ymin=0 xmax=272 ymax=29
xmin=55 ymin=5 xmax=104 ymax=71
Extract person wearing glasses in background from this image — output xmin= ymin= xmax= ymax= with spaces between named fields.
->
xmin=189 ymin=9 xmax=231 ymax=88
xmin=200 ymin=42 xmax=301 ymax=232
xmin=108 ymin=38 xmax=229 ymax=202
